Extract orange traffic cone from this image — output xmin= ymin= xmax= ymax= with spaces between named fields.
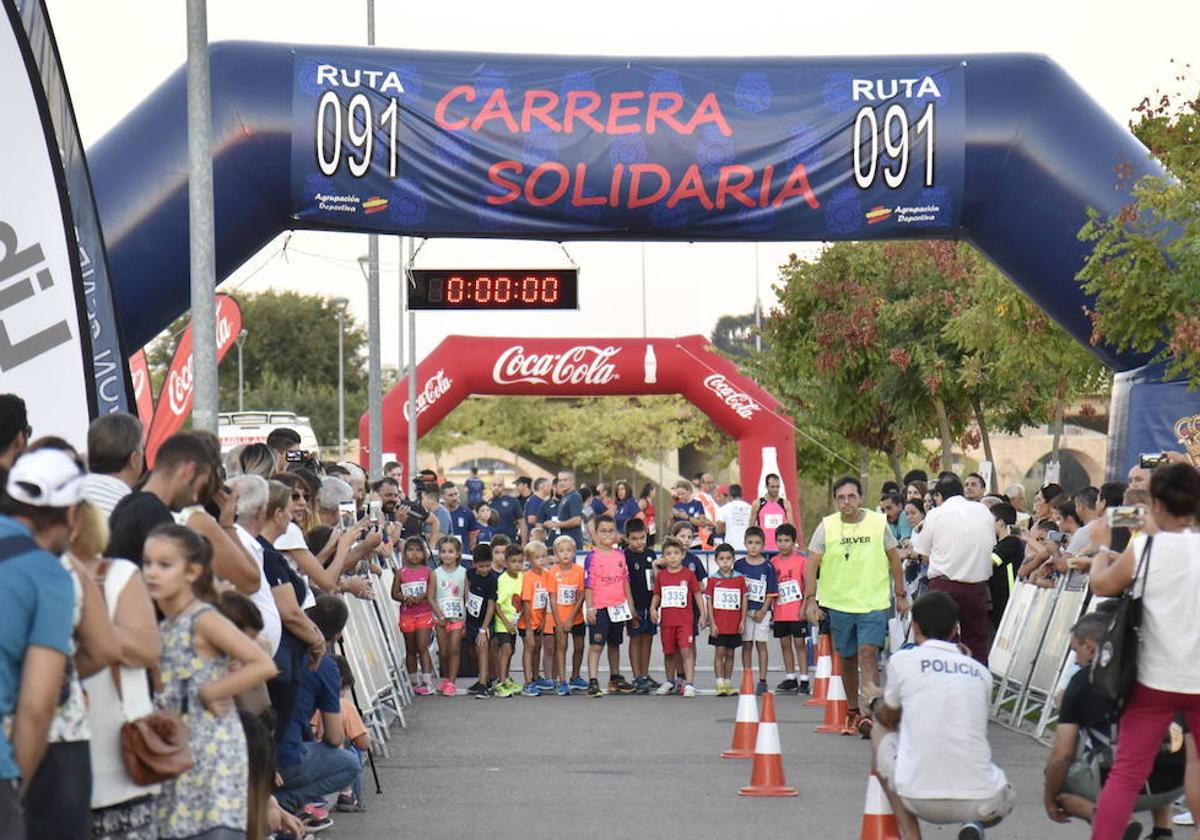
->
xmin=805 ymin=633 xmax=833 ymax=707
xmin=722 ymin=670 xmax=759 ymax=759
xmin=739 ymin=692 xmax=797 ymax=797
xmin=815 ymin=653 xmax=849 ymax=733
xmin=860 ymin=770 xmax=901 ymax=839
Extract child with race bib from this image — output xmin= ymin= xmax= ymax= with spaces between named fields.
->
xmin=518 ymin=541 xmax=554 ymax=696
xmin=391 ymin=536 xmax=435 ymax=695
xmin=492 ymin=549 xmax=524 ymax=697
xmin=429 ymin=536 xmax=468 ymax=696
xmin=651 ymin=537 xmax=707 ymax=697
xmin=735 ymin=526 xmax=778 ymax=695
xmin=583 ymin=515 xmax=639 ymax=697
xmin=548 ymin=535 xmax=587 ymax=695
xmin=465 ymin=544 xmax=498 ymax=698
xmin=706 ymin=543 xmax=748 ymax=695
xmin=770 ymin=524 xmax=810 ymax=694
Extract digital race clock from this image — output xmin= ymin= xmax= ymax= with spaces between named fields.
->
xmin=406 ymin=269 xmax=579 ymax=311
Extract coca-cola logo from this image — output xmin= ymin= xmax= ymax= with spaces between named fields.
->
xmin=166 ymin=355 xmax=193 ymax=416
xmin=703 ymin=374 xmax=761 ymax=420
xmin=165 ymin=303 xmax=237 ymax=417
xmin=492 ymin=344 xmax=621 ymax=386
xmin=403 ymin=369 xmax=453 ymax=420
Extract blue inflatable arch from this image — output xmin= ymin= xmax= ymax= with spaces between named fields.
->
xmin=86 ymin=42 xmax=1187 ymax=475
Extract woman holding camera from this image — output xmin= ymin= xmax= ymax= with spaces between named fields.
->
xmin=1088 ymin=462 xmax=1200 ymax=839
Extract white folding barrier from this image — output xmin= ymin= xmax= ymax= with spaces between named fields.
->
xmin=989 ymin=573 xmax=1090 ymax=741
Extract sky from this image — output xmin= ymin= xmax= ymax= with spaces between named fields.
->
xmin=44 ymin=0 xmax=1200 ymax=367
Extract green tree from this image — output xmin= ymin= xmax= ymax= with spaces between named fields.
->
xmin=711 ymin=312 xmax=760 ymax=360
xmin=143 ymin=290 xmax=369 ymax=445
xmin=1077 ymin=82 xmax=1200 ymax=384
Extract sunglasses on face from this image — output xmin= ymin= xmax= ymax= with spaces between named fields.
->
xmin=292 ymin=492 xmax=309 ymax=501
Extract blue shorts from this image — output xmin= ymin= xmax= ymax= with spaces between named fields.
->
xmin=627 ymin=607 xmax=657 ymax=637
xmin=827 ymin=608 xmax=888 ymax=658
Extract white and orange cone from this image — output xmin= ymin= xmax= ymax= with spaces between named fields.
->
xmin=815 ymin=653 xmax=849 ymax=734
xmin=739 ymin=692 xmax=798 ymax=797
xmin=722 ymin=669 xmax=760 ymax=759
xmin=860 ymin=769 xmax=901 ymax=840
xmin=805 ymin=633 xmax=834 ymax=707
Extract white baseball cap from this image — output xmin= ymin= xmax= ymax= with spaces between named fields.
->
xmin=6 ymin=449 xmax=86 ymax=507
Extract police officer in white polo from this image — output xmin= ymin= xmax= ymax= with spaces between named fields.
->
xmin=865 ymin=591 xmax=1014 ymax=840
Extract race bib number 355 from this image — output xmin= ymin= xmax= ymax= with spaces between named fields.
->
xmin=441 ymin=598 xmax=464 ymax=619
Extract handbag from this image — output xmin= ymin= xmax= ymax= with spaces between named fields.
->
xmin=1089 ymin=535 xmax=1153 ymax=709
xmin=116 ymin=666 xmax=194 ymax=785
xmin=95 ymin=559 xmax=195 ymax=785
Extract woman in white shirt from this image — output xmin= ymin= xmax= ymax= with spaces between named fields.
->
xmin=74 ymin=503 xmax=162 ymax=839
xmin=1088 ymin=461 xmax=1200 ymax=840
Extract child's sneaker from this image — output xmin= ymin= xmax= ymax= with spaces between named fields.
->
xmin=776 ymin=677 xmax=800 ymax=693
xmin=569 ymin=676 xmax=589 ymax=693
xmin=535 ymin=677 xmax=556 ymax=691
xmin=468 ymin=683 xmax=490 ymax=699
xmin=300 ymin=813 xmax=333 ymax=833
xmin=335 ymin=793 xmax=366 ymax=813
xmin=644 ymin=675 xmax=662 ymax=690
xmin=465 ymin=681 xmax=484 ymax=694
xmin=556 ymin=681 xmax=570 ymax=696
xmin=632 ymin=676 xmax=651 ymax=695
xmin=440 ymin=680 xmax=456 ymax=696
xmin=493 ymin=681 xmax=515 ymax=698
xmin=587 ymin=678 xmax=603 ymax=698
xmin=522 ymin=682 xmax=541 ymax=697
xmin=755 ymin=679 xmax=768 ymax=696
xmin=610 ymin=674 xmax=636 ymax=694
xmin=654 ymin=680 xmax=675 ymax=696
xmin=682 ymin=683 xmax=696 ymax=698
xmin=799 ymin=678 xmax=811 ymax=695
xmin=413 ymin=683 xmax=432 ymax=696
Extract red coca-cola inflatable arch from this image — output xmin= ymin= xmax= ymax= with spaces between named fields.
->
xmin=360 ymin=334 xmax=799 ymax=523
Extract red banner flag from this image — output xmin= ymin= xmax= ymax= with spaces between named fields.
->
xmin=127 ymin=349 xmax=154 ymax=429
xmin=144 ymin=294 xmax=242 ymax=466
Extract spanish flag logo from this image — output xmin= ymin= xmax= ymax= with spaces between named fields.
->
xmin=363 ymin=196 xmax=389 ymax=215
xmin=865 ymin=206 xmax=892 ymax=225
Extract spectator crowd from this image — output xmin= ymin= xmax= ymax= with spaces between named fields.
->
xmin=4 ymin=379 xmax=1200 ymax=840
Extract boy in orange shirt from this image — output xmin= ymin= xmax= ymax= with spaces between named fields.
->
xmin=770 ymin=524 xmax=810 ymax=694
xmin=548 ymin=535 xmax=587 ymax=695
xmin=519 ymin=541 xmax=554 ymax=696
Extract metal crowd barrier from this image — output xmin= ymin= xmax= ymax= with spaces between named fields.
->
xmin=988 ymin=574 xmax=1091 ymax=743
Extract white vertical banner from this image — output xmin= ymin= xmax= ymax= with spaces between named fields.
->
xmin=0 ymin=0 xmax=93 ymax=447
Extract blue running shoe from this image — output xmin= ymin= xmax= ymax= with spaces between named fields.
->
xmin=569 ymin=676 xmax=589 ymax=692
xmin=535 ymin=677 xmax=555 ymax=691
xmin=556 ymin=681 xmax=570 ymax=696
xmin=522 ymin=682 xmax=541 ymax=697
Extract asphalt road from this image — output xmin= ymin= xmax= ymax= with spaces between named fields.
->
xmin=328 ymin=679 xmax=1092 ymax=840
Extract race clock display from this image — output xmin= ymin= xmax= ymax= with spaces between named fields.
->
xmin=407 ymin=269 xmax=579 ymax=310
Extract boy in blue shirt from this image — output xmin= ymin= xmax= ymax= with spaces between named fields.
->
xmin=734 ymin=526 xmax=778 ymax=695
xmin=670 ymin=480 xmax=707 ymax=549
xmin=465 ymin=467 xmax=485 ymax=507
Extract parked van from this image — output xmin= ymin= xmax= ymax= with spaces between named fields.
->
xmin=217 ymin=411 xmax=320 ymax=454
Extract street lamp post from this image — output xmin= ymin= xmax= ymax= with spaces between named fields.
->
xmin=332 ymin=297 xmax=349 ymax=459
xmin=235 ymin=328 xmax=247 ymax=412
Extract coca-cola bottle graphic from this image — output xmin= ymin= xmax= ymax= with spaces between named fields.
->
xmin=644 ymin=345 xmax=657 ymax=385
xmin=757 ymin=446 xmax=781 ymax=497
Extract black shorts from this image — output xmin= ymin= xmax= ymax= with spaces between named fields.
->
xmin=493 ymin=632 xmax=517 ymax=648
xmin=560 ymin=622 xmax=586 ymax=638
xmin=466 ymin=620 xmax=487 ymax=640
xmin=708 ymin=633 xmax=742 ymax=649
xmin=587 ymin=610 xmax=625 ymax=647
xmin=773 ymin=620 xmax=809 ymax=639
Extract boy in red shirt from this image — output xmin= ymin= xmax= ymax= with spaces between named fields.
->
xmin=770 ymin=524 xmax=809 ymax=694
xmin=651 ymin=537 xmax=708 ymax=697
xmin=705 ymin=542 xmax=748 ymax=696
